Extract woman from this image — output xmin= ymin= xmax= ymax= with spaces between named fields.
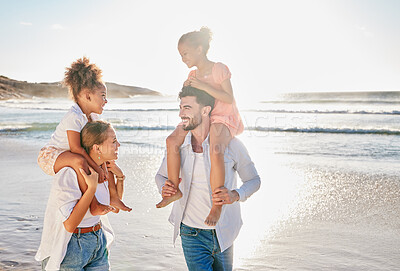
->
xmin=36 ymin=120 xmax=126 ymax=270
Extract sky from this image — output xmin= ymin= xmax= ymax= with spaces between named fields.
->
xmin=1 ymin=0 xmax=400 ymax=102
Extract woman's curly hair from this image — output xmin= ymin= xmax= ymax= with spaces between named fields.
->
xmin=63 ymin=57 xmax=104 ymax=102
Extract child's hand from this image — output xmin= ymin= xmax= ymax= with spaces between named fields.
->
xmin=187 ymin=77 xmax=210 ymax=92
xmin=183 ymin=79 xmax=191 ymax=86
xmin=79 ymin=167 xmax=98 ymax=189
xmin=106 ymin=161 xmax=123 ymax=177
xmin=100 ymin=163 xmax=109 ymax=181
xmin=95 ymin=166 xmax=106 ymax=183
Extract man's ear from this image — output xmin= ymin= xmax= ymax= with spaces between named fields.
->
xmin=202 ymin=105 xmax=211 ymax=116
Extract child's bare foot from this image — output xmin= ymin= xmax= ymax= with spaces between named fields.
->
xmin=110 ymin=198 xmax=132 ymax=212
xmin=205 ymin=205 xmax=222 ymax=226
xmin=156 ymin=189 xmax=182 ymax=208
xmin=90 ymin=203 xmax=115 ymax=216
xmin=111 ymin=207 xmax=120 ymax=214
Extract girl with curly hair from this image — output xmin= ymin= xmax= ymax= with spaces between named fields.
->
xmin=37 ymin=57 xmax=131 ymax=215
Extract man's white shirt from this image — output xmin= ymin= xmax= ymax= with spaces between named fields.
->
xmin=155 ymin=132 xmax=261 ymax=252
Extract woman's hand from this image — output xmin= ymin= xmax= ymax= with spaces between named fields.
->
xmin=79 ymin=167 xmax=98 ymax=190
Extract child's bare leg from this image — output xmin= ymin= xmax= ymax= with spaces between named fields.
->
xmin=156 ymin=125 xmax=187 ymax=208
xmin=107 ymin=169 xmax=131 ymax=212
xmin=54 ymin=151 xmax=111 ymax=216
xmin=205 ymin=123 xmax=232 ymax=226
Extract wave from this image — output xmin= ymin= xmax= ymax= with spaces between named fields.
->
xmin=243 ymin=109 xmax=400 ymax=115
xmin=0 ymin=123 xmax=175 ymax=133
xmin=0 ymin=123 xmax=57 ymax=132
xmin=248 ymin=127 xmax=400 ymax=135
xmin=0 ymin=105 xmax=179 ymax=112
xmin=261 ymin=100 xmax=400 ymax=105
xmin=2 ymin=122 xmax=399 ymax=136
xmin=4 ymin=105 xmax=400 ymax=115
xmin=106 ymin=108 xmax=178 ymax=112
xmin=113 ymin=125 xmax=175 ymax=130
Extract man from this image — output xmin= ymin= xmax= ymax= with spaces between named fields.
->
xmin=155 ymin=86 xmax=260 ymax=270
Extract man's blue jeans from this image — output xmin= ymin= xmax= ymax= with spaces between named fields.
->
xmin=180 ymin=223 xmax=233 ymax=271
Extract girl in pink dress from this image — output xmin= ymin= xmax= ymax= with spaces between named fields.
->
xmin=157 ymin=27 xmax=244 ymax=226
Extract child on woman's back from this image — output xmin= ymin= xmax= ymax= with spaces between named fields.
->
xmin=37 ymin=57 xmax=131 ymax=214
xmin=156 ymin=27 xmax=243 ymax=226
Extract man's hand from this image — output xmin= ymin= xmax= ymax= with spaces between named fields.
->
xmin=212 ymin=187 xmax=240 ymax=205
xmin=156 ymin=179 xmax=183 ymax=208
xmin=161 ymin=179 xmax=180 ymax=198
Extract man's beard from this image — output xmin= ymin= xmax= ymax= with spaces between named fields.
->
xmin=182 ymin=115 xmax=202 ymax=131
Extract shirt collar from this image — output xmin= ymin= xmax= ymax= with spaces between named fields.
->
xmin=182 ymin=132 xmax=210 ymax=149
xmin=72 ymin=103 xmax=88 ymax=120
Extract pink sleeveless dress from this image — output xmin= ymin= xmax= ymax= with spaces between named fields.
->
xmin=188 ymin=62 xmax=244 ymax=137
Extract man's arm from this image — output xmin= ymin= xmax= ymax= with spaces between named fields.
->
xmin=155 ymin=155 xmax=168 ymax=193
xmin=155 ymin=154 xmax=180 ymax=199
xmin=232 ymin=139 xmax=261 ymax=202
xmin=212 ymin=138 xmax=261 ymax=205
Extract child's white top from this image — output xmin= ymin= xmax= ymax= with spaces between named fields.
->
xmin=47 ymin=103 xmax=100 ymax=150
xmin=35 ymin=167 xmax=114 ymax=270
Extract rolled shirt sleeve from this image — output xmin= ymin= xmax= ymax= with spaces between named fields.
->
xmin=155 ymin=155 xmax=168 ymax=194
xmin=54 ymin=168 xmax=83 ymax=222
xmin=230 ymin=139 xmax=261 ymax=202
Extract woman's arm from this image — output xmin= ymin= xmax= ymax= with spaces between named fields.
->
xmin=67 ymin=130 xmax=106 ymax=180
xmin=63 ymin=167 xmax=98 ymax=233
xmin=188 ymin=77 xmax=234 ymax=104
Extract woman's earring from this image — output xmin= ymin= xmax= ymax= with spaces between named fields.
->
xmin=98 ymin=152 xmax=101 ymax=160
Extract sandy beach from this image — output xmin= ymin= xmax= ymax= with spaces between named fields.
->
xmin=0 ymin=137 xmax=188 ymax=270
xmin=2 ymin=132 xmax=400 ymax=270
xmin=2 ymin=93 xmax=400 ymax=270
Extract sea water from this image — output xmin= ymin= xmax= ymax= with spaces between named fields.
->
xmin=1 ymin=92 xmax=400 ymax=270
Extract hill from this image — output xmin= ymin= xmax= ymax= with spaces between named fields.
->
xmin=0 ymin=75 xmax=161 ymax=100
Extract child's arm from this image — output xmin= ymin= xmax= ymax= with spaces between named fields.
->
xmin=67 ymin=130 xmax=106 ymax=181
xmin=107 ymin=161 xmax=125 ymax=200
xmin=106 ymin=160 xmax=132 ymax=212
xmin=188 ymin=77 xmax=234 ymax=104
xmin=63 ymin=167 xmax=97 ymax=233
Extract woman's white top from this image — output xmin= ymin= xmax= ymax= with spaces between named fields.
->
xmin=35 ymin=167 xmax=114 ymax=271
xmin=47 ymin=103 xmax=99 ymax=151
xmin=182 ymin=152 xmax=215 ymax=230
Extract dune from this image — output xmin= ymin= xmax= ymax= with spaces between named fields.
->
xmin=0 ymin=75 xmax=161 ymax=100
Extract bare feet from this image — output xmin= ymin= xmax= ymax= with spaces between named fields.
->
xmin=90 ymin=202 xmax=115 ymax=216
xmin=156 ymin=189 xmax=182 ymax=208
xmin=205 ymin=205 xmax=222 ymax=226
xmin=110 ymin=198 xmax=132 ymax=212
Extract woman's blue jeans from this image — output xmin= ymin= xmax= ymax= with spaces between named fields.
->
xmin=42 ymin=228 xmax=109 ymax=271
xmin=180 ymin=223 xmax=233 ymax=271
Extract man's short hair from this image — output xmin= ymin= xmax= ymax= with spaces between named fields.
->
xmin=178 ymin=86 xmax=215 ymax=112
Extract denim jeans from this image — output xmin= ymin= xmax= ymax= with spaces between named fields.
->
xmin=180 ymin=223 xmax=233 ymax=271
xmin=42 ymin=228 xmax=109 ymax=271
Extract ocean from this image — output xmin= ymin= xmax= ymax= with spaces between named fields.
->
xmin=1 ymin=91 xmax=400 ymax=270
